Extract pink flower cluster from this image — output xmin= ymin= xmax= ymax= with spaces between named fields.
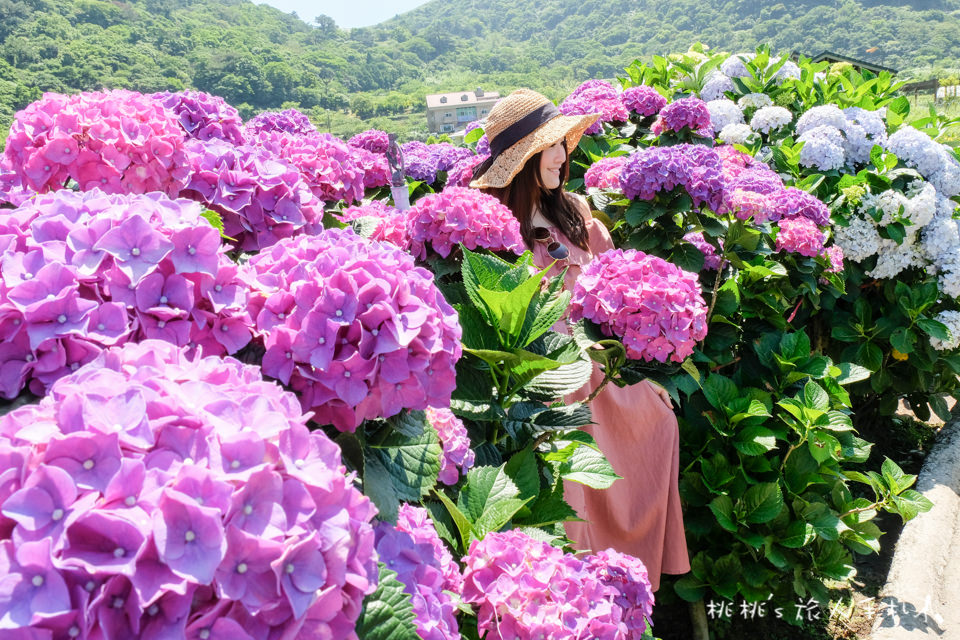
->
xmin=394 ymin=504 xmax=462 ymax=594
xmin=375 ymin=505 xmax=460 ymax=640
xmin=425 ymin=407 xmax=475 ymax=485
xmin=242 ymin=228 xmax=462 ymax=431
xmin=242 ymin=109 xmax=317 ymax=139
xmin=251 ymin=132 xmax=366 ymax=205
xmin=775 ymin=216 xmax=826 ymax=257
xmin=153 ymin=90 xmax=244 ymax=145
xmin=407 ymin=187 xmax=525 ymax=259
xmin=570 ymin=248 xmax=709 ymax=363
xmin=445 ymin=153 xmax=489 ymax=188
xmin=0 ymin=155 xmax=31 ymax=208
xmin=682 ymin=231 xmax=723 ymax=271
xmin=4 ymin=90 xmax=190 ymax=196
xmin=620 ymin=145 xmax=725 ymax=211
xmin=338 ymin=200 xmax=411 ymax=250
xmin=584 ymin=156 xmax=628 ymax=191
xmin=651 ymin=96 xmax=713 ymax=138
xmin=0 ymin=189 xmax=251 ymax=399
xmin=823 ymin=245 xmax=844 ymax=273
xmin=462 ymin=529 xmax=654 ymax=639
xmin=353 ymin=146 xmax=391 ymax=189
xmin=348 ymin=129 xmax=390 ymax=154
xmin=182 ymin=139 xmax=323 ymax=251
xmin=620 ymin=86 xmax=667 ymax=117
xmin=560 ymin=80 xmax=629 ymax=135
xmin=0 ymin=340 xmax=377 ymax=639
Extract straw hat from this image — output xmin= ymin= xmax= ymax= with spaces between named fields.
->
xmin=469 ymin=89 xmax=599 ymax=189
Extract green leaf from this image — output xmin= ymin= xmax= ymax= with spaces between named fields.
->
xmin=808 ymin=431 xmax=841 ymax=463
xmin=856 ymin=342 xmax=884 ymax=371
xmin=387 ymin=410 xmax=426 ymax=437
xmin=888 ymin=95 xmax=910 ymax=117
xmin=356 ymin=564 xmax=420 ymax=640
xmin=464 ymin=126 xmax=484 ymax=144
xmin=504 ymin=447 xmax=540 ymax=502
xmin=802 ymin=503 xmax=843 ymax=541
xmin=366 ymin=428 xmax=442 ymax=503
xmin=524 ymin=356 xmax=593 ymax=398
xmin=881 ymin=457 xmax=913 ymax=493
xmin=733 ymin=425 xmax=778 ymax=456
xmin=918 ymin=318 xmax=951 ymax=341
xmin=519 ymin=482 xmax=579 ymax=528
xmin=458 ymin=465 xmax=521 ymax=523
xmin=709 ymin=495 xmax=737 ymax=532
xmin=473 ymin=498 xmax=530 ymax=537
xmin=803 ymin=381 xmax=830 ymax=411
xmin=703 ymin=375 xmax=738 ymax=410
xmin=739 ymin=482 xmax=783 ymax=524
xmin=673 ymin=575 xmax=707 ymax=602
xmin=890 ymin=327 xmax=916 ymax=354
xmin=555 ymin=433 xmax=620 ymax=489
xmin=432 ymin=490 xmax=473 ymax=551
xmin=362 ymin=457 xmax=400 ymax=523
xmin=836 ymin=362 xmax=871 ymax=384
xmin=781 ymin=521 xmax=817 ymax=548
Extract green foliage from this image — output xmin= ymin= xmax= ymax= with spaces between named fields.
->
xmin=356 ymin=564 xmax=420 ymax=640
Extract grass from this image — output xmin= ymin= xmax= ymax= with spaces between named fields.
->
xmin=905 ymin=94 xmax=960 ymax=147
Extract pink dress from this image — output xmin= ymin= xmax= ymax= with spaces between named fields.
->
xmin=530 ymin=200 xmax=690 ymax=591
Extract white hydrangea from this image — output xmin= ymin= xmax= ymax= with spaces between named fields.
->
xmin=921 ymin=215 xmax=960 ymax=266
xmin=701 ymin=71 xmax=735 ymax=102
xmin=841 ymin=107 xmax=888 ymax=165
xmin=927 ymin=148 xmax=960 ymax=198
xmin=929 ymin=310 xmax=960 ymax=351
xmin=718 ymin=123 xmax=756 ymax=145
xmin=798 ymin=125 xmax=845 ymax=171
xmin=834 ymin=215 xmax=883 ymax=261
xmin=795 ymin=105 xmax=848 ymax=137
xmin=721 ymin=54 xmax=752 ymax=78
xmin=706 ymin=99 xmax=744 ymax=132
xmin=750 ymin=106 xmax=792 ymax=134
xmin=737 ymin=93 xmax=773 ymax=109
xmin=862 ymin=190 xmax=909 ymax=226
xmin=868 ymin=240 xmax=924 ymax=279
xmin=773 ymin=59 xmax=802 ymax=82
xmin=904 ymin=182 xmax=938 ymax=229
xmin=936 ymin=193 xmax=960 ymax=220
xmin=886 ymin=126 xmax=944 ymax=175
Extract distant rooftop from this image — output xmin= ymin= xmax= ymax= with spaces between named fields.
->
xmin=803 ymin=50 xmax=897 ymax=74
xmin=425 ymin=89 xmax=500 ymax=109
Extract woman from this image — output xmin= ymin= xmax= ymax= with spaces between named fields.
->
xmin=470 ymin=89 xmax=690 ymax=591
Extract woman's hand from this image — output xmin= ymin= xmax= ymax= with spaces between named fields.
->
xmin=646 ymin=379 xmax=673 ymax=409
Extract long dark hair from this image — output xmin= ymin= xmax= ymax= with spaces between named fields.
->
xmin=478 ymin=143 xmax=589 ymax=251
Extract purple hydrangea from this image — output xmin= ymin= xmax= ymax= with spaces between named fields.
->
xmin=651 ymin=97 xmax=712 ymax=137
xmin=407 ymin=187 xmax=525 ymax=259
xmin=445 ymin=153 xmax=489 ymax=188
xmin=0 ymin=189 xmax=252 ymax=399
xmin=561 ymin=80 xmax=629 ymax=135
xmin=375 ymin=509 xmax=460 ymax=640
xmin=770 ymin=187 xmax=831 ymax=226
xmin=570 ymin=248 xmax=709 ymax=363
xmin=153 ymin=90 xmax=244 ymax=144
xmin=4 ymin=90 xmax=190 ymax=197
xmin=241 ymin=228 xmax=462 ymax=431
xmin=683 ymin=231 xmax=723 ymax=271
xmin=400 ymin=142 xmax=474 ymax=184
xmin=181 ymin=139 xmax=323 ymax=251
xmin=620 ymin=86 xmax=667 ymax=117
xmin=620 ymin=145 xmax=725 ymax=211
xmin=585 ymin=549 xmax=655 ymax=638
xmin=250 ymin=132 xmax=366 ymax=205
xmin=776 ymin=216 xmax=826 ymax=257
xmin=425 ymin=407 xmax=475 ymax=485
xmin=242 ymin=109 xmax=317 ymax=139
xmin=0 ymin=340 xmax=378 ymax=638
xmin=395 ymin=504 xmax=462 ymax=594
xmin=348 ymin=129 xmax=390 ymax=154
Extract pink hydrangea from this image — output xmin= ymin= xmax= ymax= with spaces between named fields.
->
xmin=153 ymin=90 xmax=244 ymax=144
xmin=561 ymin=80 xmax=629 ymax=135
xmin=395 ymin=504 xmax=462 ymax=594
xmin=242 ymin=228 xmax=462 ymax=431
xmin=0 ymin=155 xmax=32 ymax=207
xmin=181 ymin=139 xmax=323 ymax=251
xmin=425 ymin=407 xmax=475 ymax=485
xmin=4 ymin=90 xmax=190 ymax=196
xmin=776 ymin=216 xmax=826 ymax=257
xmin=462 ymin=530 xmax=654 ymax=639
xmin=823 ymin=244 xmax=844 ymax=272
xmin=724 ymin=188 xmax=777 ymax=223
xmin=570 ymin=248 xmax=709 ymax=363
xmin=348 ymin=129 xmax=390 ymax=154
xmin=445 ymin=153 xmax=489 ymax=188
xmin=407 ymin=187 xmax=524 ymax=259
xmin=338 ymin=200 xmax=411 ymax=250
xmin=621 ymin=86 xmax=667 ymax=117
xmin=651 ymin=96 xmax=713 ymax=137
xmin=249 ymin=132 xmax=366 ymax=205
xmin=353 ymin=146 xmax=391 ymax=189
xmin=242 ymin=108 xmax=317 ymax=138
xmin=584 ymin=157 xmax=628 ymax=191
xmin=0 ymin=340 xmax=378 ymax=639
xmin=682 ymin=231 xmax=723 ymax=271
xmin=0 ymin=189 xmax=252 ymax=399
xmin=376 ymin=507 xmax=460 ymax=640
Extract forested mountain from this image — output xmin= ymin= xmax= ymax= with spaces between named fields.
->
xmin=2 ymin=0 xmax=959 ymax=140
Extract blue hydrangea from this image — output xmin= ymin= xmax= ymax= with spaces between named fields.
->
xmin=798 ymin=125 xmax=846 ymax=171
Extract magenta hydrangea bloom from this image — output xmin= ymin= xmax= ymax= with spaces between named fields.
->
xmin=353 ymin=146 xmax=391 ymax=189
xmin=0 ymin=156 xmax=32 ymax=208
xmin=242 ymin=227 xmax=462 ymax=431
xmin=769 ymin=187 xmax=831 ymax=226
xmin=242 ymin=109 xmax=317 ymax=138
xmin=153 ymin=91 xmax=244 ymax=144
xmin=682 ymin=231 xmax=723 ymax=271
xmin=407 ymin=187 xmax=524 ymax=259
xmin=338 ymin=200 xmax=411 ymax=250
xmin=823 ymin=244 xmax=844 ymax=273
xmin=651 ymin=96 xmax=712 ymax=137
xmin=375 ymin=515 xmax=460 ymax=640
xmin=0 ymin=340 xmax=378 ymax=638
xmin=181 ymin=139 xmax=323 ymax=251
xmin=4 ymin=90 xmax=190 ymax=196
xmin=570 ymin=248 xmax=709 ymax=363
xmin=445 ymin=153 xmax=489 ymax=189
xmin=425 ymin=407 xmax=475 ymax=485
xmin=401 ymin=142 xmax=474 ymax=185
xmin=620 ymin=145 xmax=725 ymax=211
xmin=724 ymin=189 xmax=777 ymax=223
xmin=584 ymin=157 xmax=628 ymax=191
xmin=395 ymin=504 xmax=461 ymax=594
xmin=776 ymin=216 xmax=826 ymax=257
xmin=561 ymin=80 xmax=628 ymax=135
xmin=620 ymin=86 xmax=667 ymax=117
xmin=348 ymin=129 xmax=390 ymax=154
xmin=0 ymin=188 xmax=252 ymax=399
xmin=462 ymin=529 xmax=654 ymax=640
xmin=250 ymin=132 xmax=366 ymax=205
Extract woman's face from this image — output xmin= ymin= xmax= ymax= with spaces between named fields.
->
xmin=538 ymin=140 xmax=566 ymax=190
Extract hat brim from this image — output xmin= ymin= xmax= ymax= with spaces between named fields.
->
xmin=469 ymin=112 xmax=600 ymax=189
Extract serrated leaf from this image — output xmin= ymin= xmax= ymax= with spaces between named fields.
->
xmin=740 ymin=482 xmax=783 ymax=524
xmin=457 ymin=465 xmax=521 ymax=523
xmin=918 ymin=318 xmax=951 ymax=341
xmin=836 ymin=362 xmax=871 ymax=384
xmin=504 ymin=447 xmax=540 ymax=502
xmin=356 ymin=564 xmax=420 ymax=640
xmin=709 ymin=495 xmax=737 ymax=532
xmin=387 ymin=410 xmax=426 ymax=437
xmin=781 ymin=521 xmax=817 ymax=548
xmin=366 ymin=428 xmax=442 ymax=503
xmin=518 ymin=483 xmax=579 ymax=528
xmin=362 ymin=456 xmax=400 ymax=523
xmin=473 ymin=498 xmax=530 ymax=538
xmin=733 ymin=426 xmax=778 ymax=456
xmin=673 ymin=575 xmax=707 ymax=602
xmin=523 ymin=356 xmax=593 ymax=398
xmin=558 ymin=435 xmax=620 ymax=489
xmin=803 ymin=381 xmax=830 ymax=411
xmin=432 ymin=489 xmax=473 ymax=552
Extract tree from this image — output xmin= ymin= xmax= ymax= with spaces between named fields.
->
xmin=313 ymin=14 xmax=336 ymax=36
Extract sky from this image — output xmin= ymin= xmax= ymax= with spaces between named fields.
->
xmin=257 ymin=0 xmax=430 ymax=29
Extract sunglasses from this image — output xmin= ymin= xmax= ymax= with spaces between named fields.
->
xmin=533 ymin=227 xmax=570 ymax=260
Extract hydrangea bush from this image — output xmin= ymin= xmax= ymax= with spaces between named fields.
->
xmin=407 ymin=187 xmax=524 ymax=259
xmin=153 ymin=90 xmax=244 ymax=144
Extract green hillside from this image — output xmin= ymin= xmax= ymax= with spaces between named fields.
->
xmin=2 ymin=0 xmax=959 ymax=140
